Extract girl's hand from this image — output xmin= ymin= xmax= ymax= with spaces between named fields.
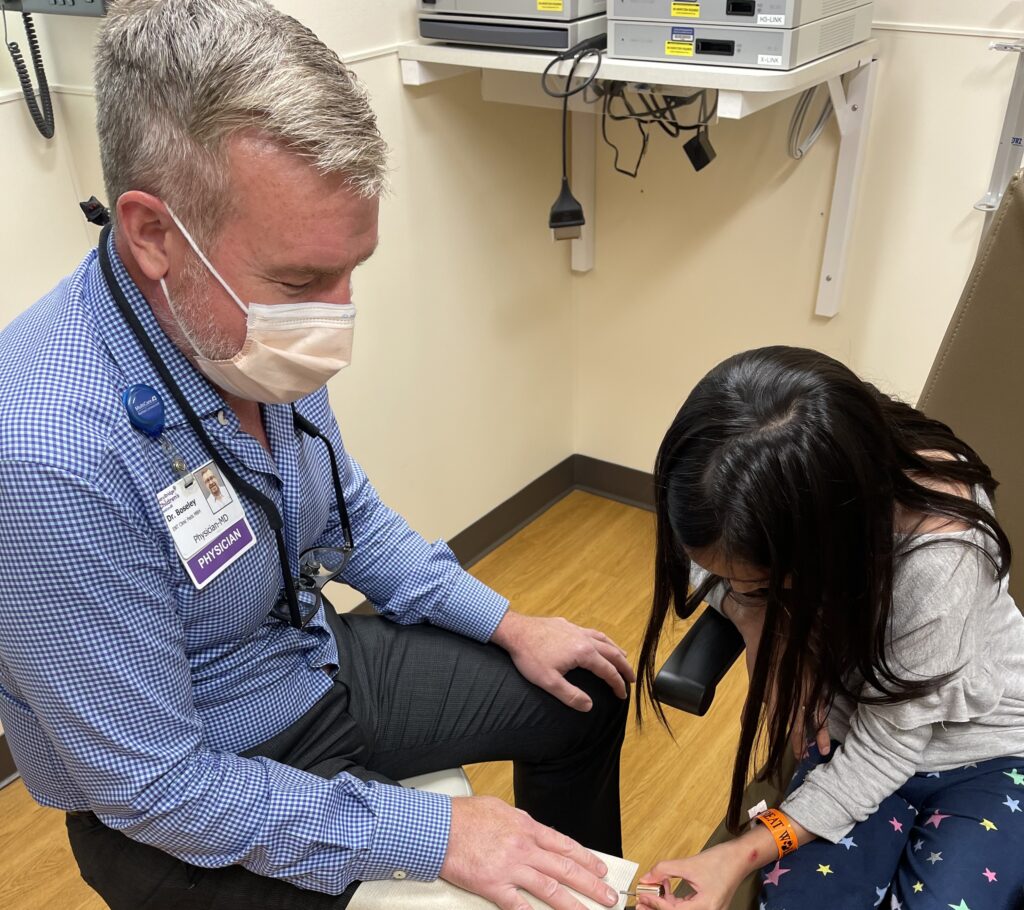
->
xmin=792 ymin=701 xmax=831 ymax=759
xmin=635 ymin=843 xmax=749 ymax=910
xmin=635 ymin=823 xmax=808 ymax=910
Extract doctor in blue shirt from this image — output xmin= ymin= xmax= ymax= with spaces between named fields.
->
xmin=0 ymin=2 xmax=632 ymax=909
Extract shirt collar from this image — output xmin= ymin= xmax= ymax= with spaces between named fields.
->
xmin=90 ymin=229 xmax=226 ymax=429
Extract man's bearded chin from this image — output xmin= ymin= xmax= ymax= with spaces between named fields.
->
xmin=171 ymin=257 xmax=240 ymax=362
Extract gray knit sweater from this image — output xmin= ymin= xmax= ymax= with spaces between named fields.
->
xmin=692 ymin=502 xmax=1024 ymax=842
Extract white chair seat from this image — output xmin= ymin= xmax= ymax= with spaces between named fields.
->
xmin=349 ymin=767 xmax=473 ymax=910
xmin=352 ymin=768 xmax=635 ymax=910
xmin=400 ymin=767 xmax=474 ymax=798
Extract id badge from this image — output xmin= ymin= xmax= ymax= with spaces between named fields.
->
xmin=157 ymin=460 xmax=257 ymax=589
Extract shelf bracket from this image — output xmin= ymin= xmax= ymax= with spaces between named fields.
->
xmin=571 ymin=108 xmax=598 ymax=273
xmin=975 ymin=43 xmax=1024 ymax=238
xmin=815 ymin=57 xmax=879 ymax=318
xmin=399 ymin=59 xmax=473 ymax=87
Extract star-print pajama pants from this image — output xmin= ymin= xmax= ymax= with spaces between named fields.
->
xmin=758 ymin=742 xmax=1024 ymax=910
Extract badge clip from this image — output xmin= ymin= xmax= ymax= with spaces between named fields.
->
xmin=123 ymin=384 xmax=194 ymax=486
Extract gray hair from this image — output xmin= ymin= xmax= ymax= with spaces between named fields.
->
xmin=95 ymin=0 xmax=388 ymax=239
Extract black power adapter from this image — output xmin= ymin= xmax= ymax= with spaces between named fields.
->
xmin=684 ymin=128 xmax=717 ymax=172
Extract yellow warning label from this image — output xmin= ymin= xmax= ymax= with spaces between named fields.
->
xmin=537 ymin=0 xmax=565 ymax=11
xmin=671 ymin=2 xmax=701 ymax=17
xmin=665 ymin=40 xmax=695 ymax=57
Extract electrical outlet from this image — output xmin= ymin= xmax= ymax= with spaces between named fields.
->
xmin=14 ymin=0 xmax=107 ymax=15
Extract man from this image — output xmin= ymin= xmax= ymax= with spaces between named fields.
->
xmin=0 ymin=2 xmax=633 ymax=909
xmin=199 ymin=467 xmax=228 ymax=508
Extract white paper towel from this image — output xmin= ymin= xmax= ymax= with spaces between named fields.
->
xmin=350 ymin=850 xmax=639 ymax=910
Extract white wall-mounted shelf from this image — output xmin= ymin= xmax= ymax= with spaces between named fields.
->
xmin=399 ymin=38 xmax=880 ymax=317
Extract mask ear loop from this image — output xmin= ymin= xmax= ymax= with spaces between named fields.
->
xmin=164 ymin=204 xmax=249 ymax=317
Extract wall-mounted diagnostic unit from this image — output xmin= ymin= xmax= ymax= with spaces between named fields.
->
xmin=608 ymin=2 xmax=871 ymax=68
xmin=421 ymin=0 xmax=606 ymax=19
xmin=610 ymin=0 xmax=865 ymax=28
xmin=418 ymin=0 xmax=607 ymax=51
xmin=2 ymin=0 xmax=106 ymax=14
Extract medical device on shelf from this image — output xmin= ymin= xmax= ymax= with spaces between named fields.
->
xmin=419 ymin=13 xmax=607 ymax=51
xmin=417 ymin=0 xmax=608 ymax=52
xmin=419 ymin=0 xmax=606 ymax=20
xmin=608 ymin=4 xmax=872 ymax=69
xmin=609 ymin=0 xmax=867 ymax=29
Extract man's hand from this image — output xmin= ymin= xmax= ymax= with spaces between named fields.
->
xmin=440 ymin=796 xmax=619 ymax=910
xmin=490 ymin=611 xmax=635 ymax=712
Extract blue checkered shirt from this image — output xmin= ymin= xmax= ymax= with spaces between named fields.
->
xmin=0 ymin=236 xmax=509 ymax=895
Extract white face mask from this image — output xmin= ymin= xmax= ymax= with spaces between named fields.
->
xmin=159 ymin=206 xmax=356 ymax=405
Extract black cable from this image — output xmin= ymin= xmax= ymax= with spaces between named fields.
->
xmin=601 ymin=90 xmax=649 ymax=179
xmin=604 ymin=84 xmax=717 ymax=133
xmin=4 ymin=12 xmax=55 ymax=140
xmin=596 ymin=82 xmax=718 ymax=178
xmin=561 ymin=91 xmax=569 ymax=180
xmin=541 ymin=41 xmax=604 ymax=100
xmin=543 ymin=37 xmax=606 ymax=237
xmin=542 ymin=39 xmax=605 ymax=182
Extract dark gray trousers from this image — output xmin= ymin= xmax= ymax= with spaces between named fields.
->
xmin=66 ymin=611 xmax=628 ymax=909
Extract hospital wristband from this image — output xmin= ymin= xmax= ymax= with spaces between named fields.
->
xmin=754 ymin=808 xmax=799 ymax=859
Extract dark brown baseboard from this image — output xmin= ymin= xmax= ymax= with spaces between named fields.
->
xmin=447 ymin=457 xmax=576 ymax=567
xmin=0 ymin=455 xmax=654 ymax=788
xmin=449 ymin=454 xmax=654 ymax=568
xmin=573 ymin=454 xmax=655 ymax=513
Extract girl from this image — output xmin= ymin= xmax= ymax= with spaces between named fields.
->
xmin=635 ymin=347 xmax=1024 ymax=910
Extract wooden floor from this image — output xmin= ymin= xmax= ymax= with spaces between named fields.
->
xmin=0 ymin=491 xmax=748 ymax=908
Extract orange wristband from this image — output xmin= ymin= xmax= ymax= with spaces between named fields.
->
xmin=754 ymin=809 xmax=799 ymax=859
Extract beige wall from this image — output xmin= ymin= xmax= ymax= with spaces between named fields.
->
xmin=574 ymin=3 xmax=1021 ymax=472
xmin=1 ymin=2 xmax=1020 ymax=541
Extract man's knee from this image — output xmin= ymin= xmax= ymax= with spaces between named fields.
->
xmin=563 ymin=668 xmax=629 ymax=745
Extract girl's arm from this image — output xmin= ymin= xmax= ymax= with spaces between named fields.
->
xmin=719 ymin=594 xmax=766 ymax=681
xmin=635 ymin=817 xmax=817 ymax=910
xmin=720 ymin=594 xmax=830 ymax=757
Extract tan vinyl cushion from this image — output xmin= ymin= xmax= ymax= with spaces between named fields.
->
xmin=918 ymin=171 xmax=1024 ymax=606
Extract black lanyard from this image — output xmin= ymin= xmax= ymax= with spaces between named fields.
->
xmin=97 ymin=224 xmax=352 ymax=629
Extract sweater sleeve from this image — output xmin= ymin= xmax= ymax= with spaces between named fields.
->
xmin=782 ymin=541 xmax=1003 ymax=842
xmin=689 ymin=563 xmax=727 ymax=612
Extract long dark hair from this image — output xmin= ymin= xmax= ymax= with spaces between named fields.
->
xmin=637 ymin=347 xmax=1011 ymax=834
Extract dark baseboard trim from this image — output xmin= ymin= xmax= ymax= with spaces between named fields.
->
xmin=450 ymin=454 xmax=654 ymax=568
xmin=448 ymin=457 xmax=577 ymax=567
xmin=573 ymin=454 xmax=655 ymax=512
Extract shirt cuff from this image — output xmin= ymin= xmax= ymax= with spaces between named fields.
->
xmin=350 ymin=783 xmax=452 ymax=883
xmin=430 ymin=569 xmax=509 ymax=643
